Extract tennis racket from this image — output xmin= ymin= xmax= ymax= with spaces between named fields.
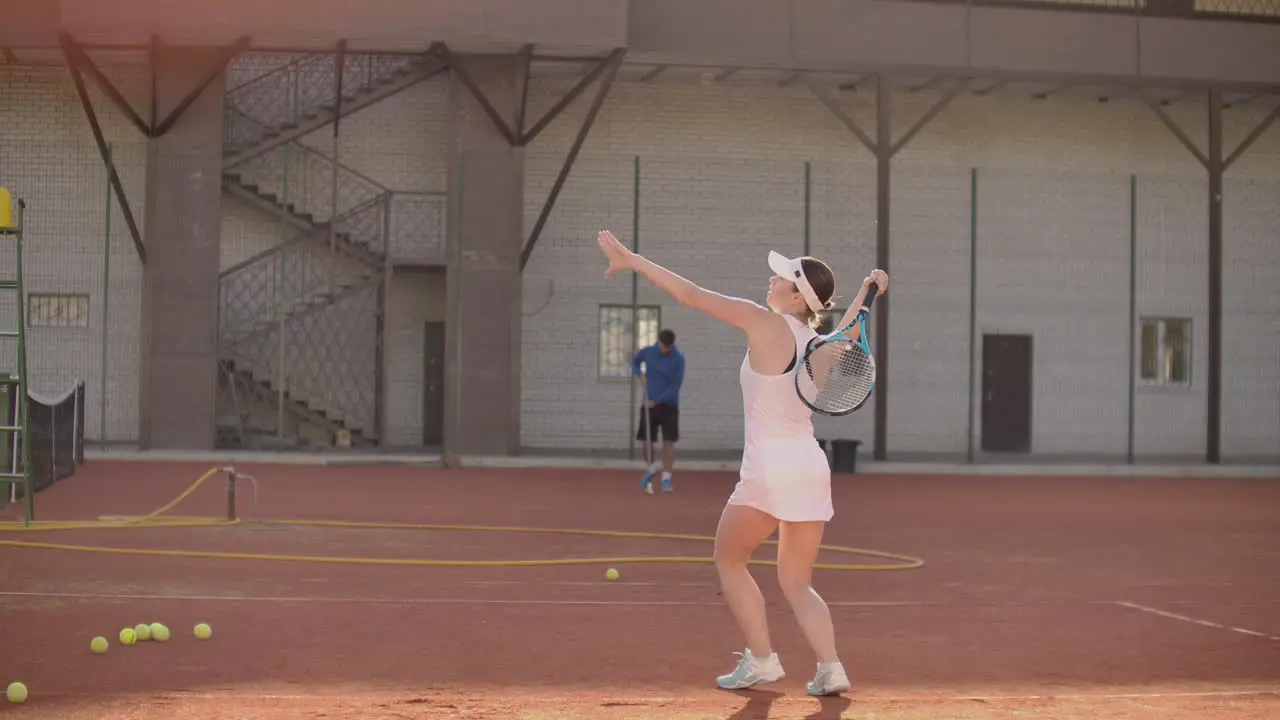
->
xmin=795 ymin=288 xmax=880 ymax=416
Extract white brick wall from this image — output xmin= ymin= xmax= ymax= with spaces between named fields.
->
xmin=518 ymin=76 xmax=1280 ymax=460
xmin=1223 ymin=176 xmax=1280 ymax=459
xmin=1 ymin=64 xmax=149 ymax=442
xmin=973 ymin=168 xmax=1132 ymax=456
xmin=6 ymin=59 xmax=1278 ymax=460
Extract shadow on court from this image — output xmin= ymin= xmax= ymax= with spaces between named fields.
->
xmin=721 ymin=689 xmax=854 ymax=720
xmin=723 ymin=688 xmax=784 ymax=719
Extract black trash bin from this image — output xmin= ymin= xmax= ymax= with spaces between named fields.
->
xmin=830 ymin=439 xmax=862 ymax=474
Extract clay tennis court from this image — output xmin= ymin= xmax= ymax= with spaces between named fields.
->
xmin=1 ymin=459 xmax=1277 ymax=719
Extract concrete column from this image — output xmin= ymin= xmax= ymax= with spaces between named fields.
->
xmin=137 ymin=47 xmax=225 ymax=449
xmin=444 ymin=55 xmax=526 ymax=457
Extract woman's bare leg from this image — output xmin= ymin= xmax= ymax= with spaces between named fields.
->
xmin=777 ymin=519 xmax=850 ymax=695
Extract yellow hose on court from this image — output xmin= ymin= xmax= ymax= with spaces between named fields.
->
xmin=0 ymin=466 xmax=924 ymax=572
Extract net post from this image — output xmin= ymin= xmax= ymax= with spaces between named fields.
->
xmin=224 ymin=466 xmax=237 ymax=521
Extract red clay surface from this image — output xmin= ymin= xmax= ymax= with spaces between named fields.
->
xmin=1 ymin=460 xmax=1278 ymax=719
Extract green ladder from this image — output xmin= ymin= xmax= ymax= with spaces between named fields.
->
xmin=0 ymin=187 xmax=33 ymax=525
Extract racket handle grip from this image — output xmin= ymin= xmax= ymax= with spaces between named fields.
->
xmin=862 ymin=287 xmax=880 ymax=311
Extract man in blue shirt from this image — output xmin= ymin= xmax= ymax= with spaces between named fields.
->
xmin=632 ymin=328 xmax=685 ymax=494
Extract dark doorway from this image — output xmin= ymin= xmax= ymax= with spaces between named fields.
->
xmin=981 ymin=333 xmax=1033 ymax=453
xmin=422 ymin=321 xmax=446 ymax=446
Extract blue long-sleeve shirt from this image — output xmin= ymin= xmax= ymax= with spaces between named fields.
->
xmin=632 ymin=344 xmax=685 ymax=406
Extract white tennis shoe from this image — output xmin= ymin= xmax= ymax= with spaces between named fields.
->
xmin=715 ymin=649 xmax=786 ymax=690
xmin=806 ymin=662 xmax=851 ymax=696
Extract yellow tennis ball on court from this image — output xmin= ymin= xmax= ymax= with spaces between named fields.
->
xmin=119 ymin=628 xmax=136 ymax=645
xmin=149 ymin=623 xmax=170 ymax=642
xmin=6 ymin=682 xmax=27 ymax=703
xmin=606 ymin=568 xmax=620 ymax=581
xmin=90 ymin=636 xmax=109 ymax=654
xmin=193 ymin=623 xmax=212 ymax=640
xmin=133 ymin=623 xmax=152 ymax=641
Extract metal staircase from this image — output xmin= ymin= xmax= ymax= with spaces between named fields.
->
xmin=222 ymin=51 xmax=445 ymax=168
xmin=218 ymin=50 xmax=440 ymax=448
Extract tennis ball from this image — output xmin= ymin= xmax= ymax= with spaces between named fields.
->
xmin=119 ymin=628 xmax=136 ymax=645
xmin=149 ymin=623 xmax=170 ymax=642
xmin=606 ymin=568 xmax=620 ymax=581
xmin=90 ymin=636 xmax=109 ymax=654
xmin=193 ymin=623 xmax=212 ymax=640
xmin=6 ymin=681 xmax=27 ymax=703
xmin=133 ymin=623 xmax=152 ymax=641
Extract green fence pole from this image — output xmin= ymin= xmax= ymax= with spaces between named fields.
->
xmin=628 ymin=155 xmax=640 ymax=462
xmin=277 ymin=146 xmax=289 ymax=440
xmin=450 ymin=151 xmax=467 ymax=460
xmin=99 ymin=143 xmax=112 ymax=443
xmin=967 ymin=167 xmax=978 ymax=464
xmin=1127 ymin=174 xmax=1137 ymax=464
xmin=803 ymin=161 xmax=811 ymax=256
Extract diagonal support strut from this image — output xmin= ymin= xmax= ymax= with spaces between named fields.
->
xmin=1141 ymin=90 xmax=1280 ymax=463
xmin=443 ymin=46 xmax=521 ymax=147
xmin=59 ymin=32 xmax=253 ymax=264
xmin=60 ymin=33 xmax=152 ymax=138
xmin=59 ymin=34 xmax=147 ymax=264
xmin=518 ymin=50 xmax=622 ymax=146
xmin=519 ymin=49 xmax=625 ymax=271
xmin=812 ymin=75 xmax=966 ymax=461
xmin=445 ymin=45 xmax=626 ymax=272
xmin=151 ymin=36 xmax=249 ymax=137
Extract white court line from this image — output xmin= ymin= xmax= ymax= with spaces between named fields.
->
xmin=0 ymin=590 xmax=929 ymax=608
xmin=952 ymin=689 xmax=1280 ymax=701
xmin=1111 ymin=601 xmax=1280 ymax=641
xmin=463 ymin=580 xmax=715 ymax=588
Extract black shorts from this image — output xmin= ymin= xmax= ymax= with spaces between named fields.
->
xmin=636 ymin=403 xmax=679 ymax=443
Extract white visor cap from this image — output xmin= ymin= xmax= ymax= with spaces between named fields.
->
xmin=768 ymin=250 xmax=824 ymax=314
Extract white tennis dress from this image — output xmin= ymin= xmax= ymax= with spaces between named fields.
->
xmin=727 ymin=314 xmax=834 ymax=523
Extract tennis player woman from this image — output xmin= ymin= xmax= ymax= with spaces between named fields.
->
xmin=596 ymin=229 xmax=887 ymax=696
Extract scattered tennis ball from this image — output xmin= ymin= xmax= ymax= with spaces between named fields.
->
xmin=6 ymin=681 xmax=27 ymax=703
xmin=606 ymin=568 xmax=620 ymax=581
xmin=149 ymin=623 xmax=170 ymax=642
xmin=119 ymin=627 xmax=137 ymax=645
xmin=133 ymin=623 xmax=152 ymax=641
xmin=90 ymin=636 xmax=109 ymax=654
xmin=193 ymin=623 xmax=212 ymax=640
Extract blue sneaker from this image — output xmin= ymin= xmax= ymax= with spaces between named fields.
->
xmin=661 ymin=474 xmax=673 ymax=493
xmin=640 ymin=467 xmax=657 ymax=494
xmin=716 ymin=649 xmax=786 ymax=690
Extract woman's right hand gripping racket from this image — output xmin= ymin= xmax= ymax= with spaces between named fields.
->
xmin=795 ymin=280 xmax=884 ymax=416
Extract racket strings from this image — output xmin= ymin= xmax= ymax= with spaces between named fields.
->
xmin=803 ymin=342 xmax=875 ymax=412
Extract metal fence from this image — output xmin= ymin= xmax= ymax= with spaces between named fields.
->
xmin=516 ymin=147 xmax=1280 ymax=464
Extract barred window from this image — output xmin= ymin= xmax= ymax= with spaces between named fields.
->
xmin=27 ymin=293 xmax=90 ymax=328
xmin=599 ymin=305 xmax=661 ymax=377
xmin=1139 ymin=317 xmax=1191 ymax=387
